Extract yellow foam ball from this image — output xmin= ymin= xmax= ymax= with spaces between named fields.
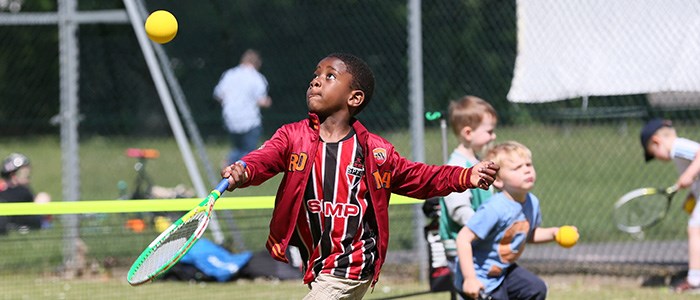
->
xmin=154 ymin=216 xmax=172 ymax=232
xmin=144 ymin=10 xmax=178 ymax=44
xmin=684 ymin=194 xmax=697 ymax=214
xmin=555 ymin=225 xmax=579 ymax=248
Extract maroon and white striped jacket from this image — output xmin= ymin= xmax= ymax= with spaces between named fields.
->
xmin=239 ymin=113 xmax=474 ymax=286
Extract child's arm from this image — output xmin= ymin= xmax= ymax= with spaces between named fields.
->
xmin=221 ymin=126 xmax=290 ymax=191
xmin=443 ymin=191 xmax=476 ymax=226
xmin=391 ymin=153 xmax=499 ymax=198
xmin=456 ymin=226 xmax=484 ymax=299
xmin=530 ymin=226 xmax=559 ymax=243
xmin=678 ymin=148 xmax=700 ymax=189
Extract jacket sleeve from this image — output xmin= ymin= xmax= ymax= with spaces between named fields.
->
xmin=443 ymin=190 xmax=476 ymax=226
xmin=239 ymin=126 xmax=289 ymax=187
xmin=389 ymin=149 xmax=472 ymax=199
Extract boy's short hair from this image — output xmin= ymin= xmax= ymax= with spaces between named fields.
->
xmin=447 ymin=95 xmax=497 ymax=137
xmin=640 ymin=118 xmax=673 ymax=162
xmin=326 ymin=53 xmax=375 ymax=115
xmin=484 ymin=141 xmax=531 ymax=168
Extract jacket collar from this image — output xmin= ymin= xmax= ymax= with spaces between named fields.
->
xmin=307 ymin=113 xmax=369 ymax=141
xmin=307 ymin=113 xmax=321 ymax=131
xmin=349 ymin=117 xmax=369 ymax=140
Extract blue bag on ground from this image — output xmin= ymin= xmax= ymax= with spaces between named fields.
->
xmin=178 ymin=238 xmax=253 ymax=282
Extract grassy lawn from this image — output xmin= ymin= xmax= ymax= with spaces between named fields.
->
xmin=1 ymin=273 xmax=696 ymax=300
xmin=2 ymin=122 xmax=696 ymax=252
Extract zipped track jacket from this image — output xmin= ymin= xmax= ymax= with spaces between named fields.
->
xmin=239 ymin=113 xmax=475 ymax=285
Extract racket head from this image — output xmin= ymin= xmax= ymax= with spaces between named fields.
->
xmin=126 ymin=193 xmax=218 ymax=286
xmin=613 ymin=187 xmax=671 ymax=233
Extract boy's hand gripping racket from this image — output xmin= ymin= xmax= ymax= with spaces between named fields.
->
xmin=127 ymin=178 xmax=231 ymax=285
xmin=613 ymin=184 xmax=679 ymax=235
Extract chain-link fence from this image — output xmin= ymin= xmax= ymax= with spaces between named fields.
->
xmin=2 ymin=0 xmax=700 ymax=298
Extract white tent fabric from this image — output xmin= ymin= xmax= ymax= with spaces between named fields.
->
xmin=507 ymin=0 xmax=700 ymax=103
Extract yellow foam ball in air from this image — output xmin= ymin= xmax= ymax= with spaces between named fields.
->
xmin=555 ymin=225 xmax=579 ymax=248
xmin=154 ymin=216 xmax=172 ymax=233
xmin=144 ymin=10 xmax=178 ymax=44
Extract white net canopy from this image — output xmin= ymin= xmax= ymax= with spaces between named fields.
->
xmin=507 ymin=0 xmax=700 ymax=103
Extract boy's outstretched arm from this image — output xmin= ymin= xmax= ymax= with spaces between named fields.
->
xmin=470 ymin=161 xmax=499 ymax=190
xmin=456 ymin=226 xmax=484 ymax=299
xmin=220 ymin=126 xmax=291 ymax=191
xmin=390 ymin=150 xmax=499 ymax=198
xmin=530 ymin=226 xmax=559 ymax=243
xmin=678 ymin=148 xmax=700 ymax=189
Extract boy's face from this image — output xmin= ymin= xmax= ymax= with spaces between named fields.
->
xmin=464 ymin=113 xmax=497 ymax=153
xmin=646 ymin=136 xmax=672 ymax=161
xmin=495 ymin=154 xmax=536 ymax=195
xmin=306 ymin=57 xmax=359 ymax=117
xmin=14 ymin=166 xmax=31 ymax=186
xmin=643 ymin=126 xmax=676 ymax=162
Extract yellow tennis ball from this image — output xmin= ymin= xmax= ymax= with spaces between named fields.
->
xmin=144 ymin=10 xmax=178 ymax=44
xmin=684 ymin=194 xmax=697 ymax=214
xmin=555 ymin=225 xmax=579 ymax=248
xmin=154 ymin=216 xmax=172 ymax=233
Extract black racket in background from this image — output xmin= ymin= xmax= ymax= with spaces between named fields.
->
xmin=613 ymin=184 xmax=679 ymax=235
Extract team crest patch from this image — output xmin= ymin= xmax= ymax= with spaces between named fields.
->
xmin=346 ymin=155 xmax=365 ymax=187
xmin=346 ymin=165 xmax=365 ymax=182
xmin=373 ymin=148 xmax=387 ymax=166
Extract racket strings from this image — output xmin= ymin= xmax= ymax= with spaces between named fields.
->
xmin=614 ymin=193 xmax=667 ymax=229
xmin=130 ymin=212 xmax=207 ymax=282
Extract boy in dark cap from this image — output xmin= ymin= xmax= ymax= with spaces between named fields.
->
xmin=641 ymin=118 xmax=700 ymax=293
xmin=0 ymin=153 xmax=52 ymax=233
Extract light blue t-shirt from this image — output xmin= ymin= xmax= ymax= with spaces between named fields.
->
xmin=453 ymin=192 xmax=542 ymax=293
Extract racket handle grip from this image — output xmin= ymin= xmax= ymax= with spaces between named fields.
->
xmin=215 ymin=179 xmax=229 ymax=194
xmin=668 ymin=184 xmax=680 ymax=194
xmin=217 ymin=160 xmax=246 ymax=193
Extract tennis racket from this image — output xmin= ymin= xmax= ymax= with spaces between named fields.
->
xmin=127 ymin=178 xmax=231 ymax=285
xmin=479 ymin=290 xmax=492 ymax=300
xmin=613 ymin=184 xmax=679 ymax=234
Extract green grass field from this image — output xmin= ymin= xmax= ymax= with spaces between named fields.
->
xmin=1 ymin=121 xmax=699 ymax=299
xmin=3 ymin=273 xmax=698 ymax=299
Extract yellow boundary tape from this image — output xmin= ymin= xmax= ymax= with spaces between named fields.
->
xmin=0 ymin=194 xmax=423 ymax=216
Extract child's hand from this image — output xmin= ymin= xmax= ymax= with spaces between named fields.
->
xmin=678 ymin=174 xmax=695 ymax=189
xmin=555 ymin=226 xmax=579 ymax=248
xmin=462 ymin=278 xmax=485 ymax=300
xmin=221 ymin=161 xmax=248 ymax=191
xmin=470 ymin=161 xmax=499 ymax=190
